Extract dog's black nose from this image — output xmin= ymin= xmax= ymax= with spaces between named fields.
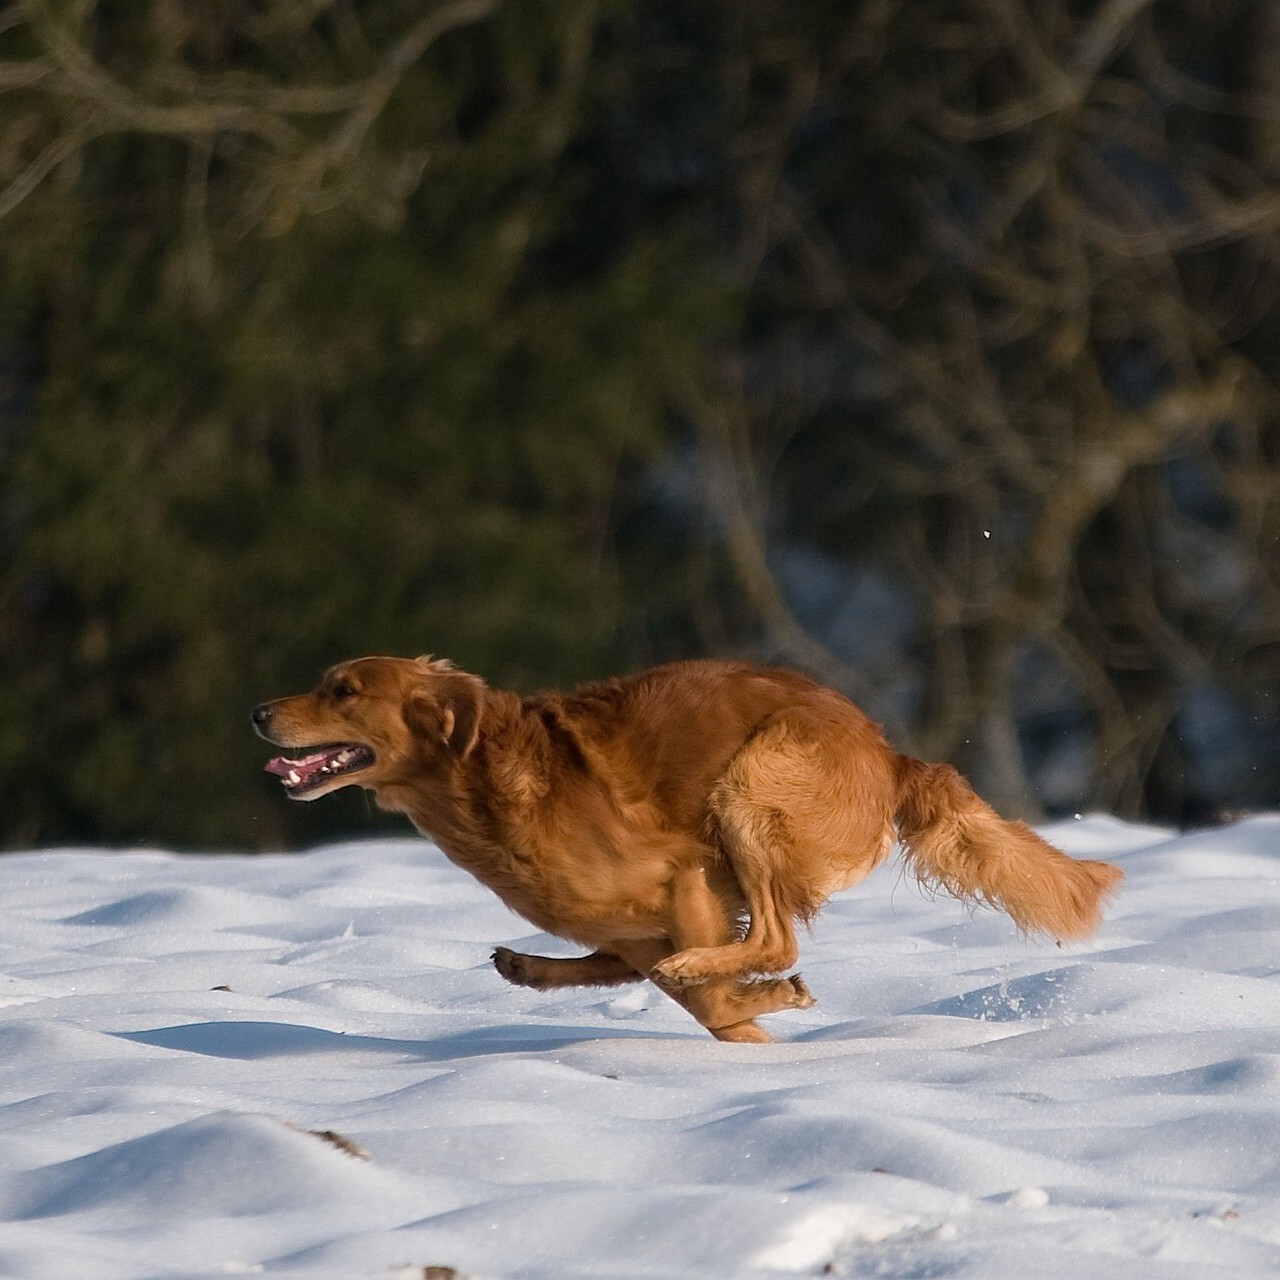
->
xmin=251 ymin=703 xmax=272 ymax=728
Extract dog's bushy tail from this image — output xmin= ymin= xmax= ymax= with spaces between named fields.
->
xmin=894 ymin=757 xmax=1122 ymax=940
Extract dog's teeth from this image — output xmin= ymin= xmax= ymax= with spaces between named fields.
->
xmin=287 ymin=770 xmax=301 ymax=785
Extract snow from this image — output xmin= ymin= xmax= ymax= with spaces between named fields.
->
xmin=1 ymin=815 xmax=1279 ymax=1278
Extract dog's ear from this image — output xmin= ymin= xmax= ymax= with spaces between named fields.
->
xmin=403 ymin=674 xmax=484 ymax=757
xmin=439 ymin=677 xmax=483 ymax=757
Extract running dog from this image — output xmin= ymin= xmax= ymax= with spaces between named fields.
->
xmin=253 ymin=656 xmax=1122 ymax=1042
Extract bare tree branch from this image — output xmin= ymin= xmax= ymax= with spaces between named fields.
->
xmin=2 ymin=0 xmax=503 ymax=228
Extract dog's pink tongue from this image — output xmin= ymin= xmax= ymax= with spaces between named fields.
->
xmin=264 ymin=749 xmax=332 ymax=780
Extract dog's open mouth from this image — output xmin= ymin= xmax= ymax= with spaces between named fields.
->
xmin=264 ymin=744 xmax=375 ymax=798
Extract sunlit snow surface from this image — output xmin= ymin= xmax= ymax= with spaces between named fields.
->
xmin=1 ymin=816 xmax=1279 ymax=1278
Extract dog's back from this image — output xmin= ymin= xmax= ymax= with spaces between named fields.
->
xmin=529 ymin=660 xmax=877 ymax=830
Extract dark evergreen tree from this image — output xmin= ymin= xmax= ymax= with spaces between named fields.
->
xmin=2 ymin=2 xmax=1278 ymax=846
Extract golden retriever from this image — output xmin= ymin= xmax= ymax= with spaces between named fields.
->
xmin=253 ymin=656 xmax=1122 ymax=1043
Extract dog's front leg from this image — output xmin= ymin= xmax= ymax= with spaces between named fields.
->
xmin=492 ymin=947 xmax=641 ymax=990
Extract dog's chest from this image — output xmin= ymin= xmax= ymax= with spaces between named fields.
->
xmin=425 ymin=823 xmax=667 ymax=947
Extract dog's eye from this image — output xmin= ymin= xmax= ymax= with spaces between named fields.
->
xmin=331 ymin=682 xmax=357 ymax=700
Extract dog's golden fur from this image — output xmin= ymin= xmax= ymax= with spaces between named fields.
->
xmin=253 ymin=656 xmax=1122 ymax=1043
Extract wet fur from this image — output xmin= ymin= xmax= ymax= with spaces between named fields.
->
xmin=254 ymin=656 xmax=1122 ymax=1042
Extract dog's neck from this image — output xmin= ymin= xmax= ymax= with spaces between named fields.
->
xmin=384 ymin=691 xmax=603 ymax=929
xmin=381 ymin=687 xmax=554 ymax=856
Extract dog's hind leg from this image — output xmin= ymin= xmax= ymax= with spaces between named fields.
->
xmin=621 ymin=865 xmax=814 ymax=1043
xmin=670 ymin=971 xmax=814 ymax=1042
xmin=654 ymin=712 xmax=895 ymax=988
xmin=492 ymin=947 xmax=640 ymax=990
xmin=619 ymin=940 xmax=812 ymax=1044
xmin=652 ymin=748 xmax=803 ymax=987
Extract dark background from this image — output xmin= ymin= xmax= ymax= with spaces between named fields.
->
xmin=2 ymin=0 xmax=1278 ymax=850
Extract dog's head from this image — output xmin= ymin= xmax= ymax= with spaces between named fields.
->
xmin=252 ymin=655 xmax=485 ymax=802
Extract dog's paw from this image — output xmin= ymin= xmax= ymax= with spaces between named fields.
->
xmin=492 ymin=946 xmax=537 ymax=988
xmin=651 ymin=948 xmax=716 ymax=987
xmin=650 ymin=956 xmax=692 ymax=987
xmin=709 ymin=1020 xmax=773 ymax=1044
xmin=787 ymin=974 xmax=816 ymax=1009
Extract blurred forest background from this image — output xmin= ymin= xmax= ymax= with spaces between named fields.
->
xmin=2 ymin=0 xmax=1279 ymax=850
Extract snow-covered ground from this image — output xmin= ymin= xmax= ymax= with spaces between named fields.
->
xmin=1 ymin=815 xmax=1279 ymax=1279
